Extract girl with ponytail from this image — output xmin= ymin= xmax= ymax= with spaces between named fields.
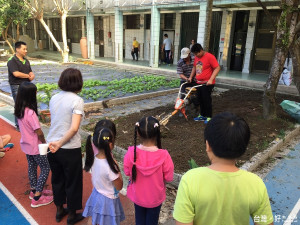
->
xmin=83 ymin=121 xmax=125 ymax=225
xmin=124 ymin=116 xmax=174 ymax=225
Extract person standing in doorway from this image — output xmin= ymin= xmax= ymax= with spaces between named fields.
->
xmin=189 ymin=43 xmax=220 ymax=124
xmin=7 ymin=41 xmax=35 ymax=130
xmin=131 ymin=37 xmax=140 ymax=61
xmin=161 ymin=34 xmax=172 ymax=66
xmin=190 ymin=39 xmax=195 ymax=50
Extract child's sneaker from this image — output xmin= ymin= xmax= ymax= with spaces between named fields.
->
xmin=204 ymin=117 xmax=211 ymax=124
xmin=31 ymin=195 xmax=53 ymax=208
xmin=4 ymin=143 xmax=14 ymax=149
xmin=194 ymin=115 xmax=207 ymax=121
xmin=29 ymin=189 xmax=53 ymax=200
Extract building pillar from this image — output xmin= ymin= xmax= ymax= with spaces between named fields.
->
xmin=81 ymin=17 xmax=86 ymax=37
xmin=33 ymin=19 xmax=38 ymax=49
xmin=139 ymin=14 xmax=145 ymax=60
xmin=173 ymin=13 xmax=182 ymax=65
xmin=218 ymin=10 xmax=227 ymax=69
xmin=115 ymin=8 xmax=123 ymax=63
xmin=221 ymin=11 xmax=233 ymax=71
xmin=242 ymin=10 xmax=257 ymax=73
xmin=47 ymin=19 xmax=53 ymax=51
xmin=150 ymin=5 xmax=160 ymax=67
xmin=197 ymin=2 xmax=207 ymax=45
xmin=86 ymin=10 xmax=95 ymax=59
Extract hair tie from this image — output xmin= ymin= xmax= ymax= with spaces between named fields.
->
xmin=135 ymin=122 xmax=139 ymax=127
xmin=154 ymin=123 xmax=159 ymax=128
xmin=91 ymin=133 xmax=93 ymax=137
xmin=103 ymin=136 xmax=110 ymax=140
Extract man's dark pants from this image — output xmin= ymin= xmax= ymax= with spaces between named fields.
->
xmin=164 ymin=50 xmax=171 ymax=64
xmin=10 ymin=84 xmax=19 ymax=127
xmin=131 ymin=48 xmax=139 ymax=60
xmin=194 ymin=84 xmax=214 ymax=118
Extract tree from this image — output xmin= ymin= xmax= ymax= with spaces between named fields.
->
xmin=24 ymin=0 xmax=66 ymax=62
xmin=203 ymin=0 xmax=213 ymax=51
xmin=0 ymin=0 xmax=31 ymax=53
xmin=52 ymin=0 xmax=73 ymax=63
xmin=290 ymin=21 xmax=300 ymax=94
xmin=259 ymin=0 xmax=300 ymax=119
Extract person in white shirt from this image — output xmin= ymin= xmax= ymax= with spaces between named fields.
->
xmin=161 ymin=34 xmax=172 ymax=65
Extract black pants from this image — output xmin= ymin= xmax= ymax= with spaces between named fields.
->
xmin=194 ymin=85 xmax=214 ymax=118
xmin=134 ymin=203 xmax=162 ymax=225
xmin=47 ymin=147 xmax=82 ymax=210
xmin=164 ymin=50 xmax=171 ymax=64
xmin=131 ymin=48 xmax=139 ymax=60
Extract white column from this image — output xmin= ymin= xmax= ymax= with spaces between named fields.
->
xmin=47 ymin=19 xmax=53 ymax=51
xmin=115 ymin=8 xmax=123 ymax=63
xmin=173 ymin=13 xmax=182 ymax=65
xmin=81 ymin=17 xmax=86 ymax=37
xmin=139 ymin=14 xmax=145 ymax=60
xmin=197 ymin=2 xmax=207 ymax=45
xmin=150 ymin=5 xmax=160 ymax=67
xmin=33 ymin=19 xmax=38 ymax=49
xmin=242 ymin=10 xmax=257 ymax=73
xmin=86 ymin=10 xmax=95 ymax=59
xmin=218 ymin=10 xmax=227 ymax=69
xmin=221 ymin=11 xmax=233 ymax=71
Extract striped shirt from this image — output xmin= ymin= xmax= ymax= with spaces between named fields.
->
xmin=177 ymin=56 xmax=194 ymax=80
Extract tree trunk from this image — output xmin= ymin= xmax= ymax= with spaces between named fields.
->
xmin=2 ymin=22 xmax=15 ymax=54
xmin=203 ymin=0 xmax=213 ymax=51
xmin=290 ymin=37 xmax=300 ymax=94
xmin=263 ymin=47 xmax=288 ymax=119
xmin=16 ymin=23 xmax=20 ymax=41
xmin=61 ymin=12 xmax=69 ymax=63
xmin=263 ymin=2 xmax=299 ymax=119
xmin=38 ymin=17 xmax=63 ymax=53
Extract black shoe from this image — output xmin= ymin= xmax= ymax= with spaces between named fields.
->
xmin=67 ymin=213 xmax=84 ymax=225
xmin=56 ymin=208 xmax=68 ymax=222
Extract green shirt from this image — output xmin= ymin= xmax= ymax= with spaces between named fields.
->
xmin=173 ymin=167 xmax=273 ymax=225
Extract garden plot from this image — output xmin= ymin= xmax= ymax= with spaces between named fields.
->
xmin=0 ymin=62 xmax=179 ymax=109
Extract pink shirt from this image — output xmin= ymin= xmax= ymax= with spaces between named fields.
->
xmin=18 ymin=108 xmax=41 ymax=155
xmin=123 ymin=145 xmax=174 ymax=208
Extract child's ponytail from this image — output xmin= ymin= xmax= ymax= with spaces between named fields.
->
xmin=131 ymin=124 xmax=138 ymax=182
xmin=84 ymin=134 xmax=94 ymax=172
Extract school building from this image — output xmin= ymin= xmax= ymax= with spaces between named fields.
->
xmin=17 ymin=0 xmax=287 ymax=74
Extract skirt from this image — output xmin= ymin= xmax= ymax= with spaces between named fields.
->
xmin=83 ymin=188 xmax=125 ymax=225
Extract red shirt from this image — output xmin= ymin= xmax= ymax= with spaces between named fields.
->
xmin=193 ymin=52 xmax=219 ymax=84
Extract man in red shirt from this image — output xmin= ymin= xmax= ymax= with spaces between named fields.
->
xmin=188 ymin=43 xmax=220 ymax=124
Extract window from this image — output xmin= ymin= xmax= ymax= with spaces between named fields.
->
xmin=126 ymin=15 xmax=140 ymax=29
xmin=164 ymin=14 xmax=175 ymax=29
xmin=145 ymin=14 xmax=151 ymax=29
xmin=67 ymin=17 xmax=82 ymax=43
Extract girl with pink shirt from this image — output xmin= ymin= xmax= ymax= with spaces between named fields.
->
xmin=124 ymin=116 xmax=174 ymax=225
xmin=14 ymin=82 xmax=53 ymax=208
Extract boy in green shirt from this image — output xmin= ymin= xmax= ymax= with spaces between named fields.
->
xmin=173 ymin=112 xmax=274 ymax=225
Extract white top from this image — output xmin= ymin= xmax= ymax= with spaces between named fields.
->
xmin=92 ymin=157 xmax=120 ymax=199
xmin=47 ymin=91 xmax=84 ymax=149
xmin=163 ymin=38 xmax=172 ymax=50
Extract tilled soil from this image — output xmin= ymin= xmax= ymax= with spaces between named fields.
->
xmin=84 ymin=88 xmax=299 ymax=173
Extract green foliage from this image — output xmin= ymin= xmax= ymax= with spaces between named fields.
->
xmin=37 ymin=75 xmax=180 ymax=105
xmin=188 ymin=158 xmax=199 ymax=169
xmin=278 ymin=3 xmax=293 ymax=47
xmin=0 ymin=0 xmax=31 ymax=41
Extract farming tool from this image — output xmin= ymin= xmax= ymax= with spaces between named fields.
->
xmin=159 ymin=82 xmax=205 ymax=127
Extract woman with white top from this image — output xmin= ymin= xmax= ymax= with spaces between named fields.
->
xmin=47 ymin=68 xmax=84 ymax=225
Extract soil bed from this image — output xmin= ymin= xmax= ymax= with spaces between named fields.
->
xmin=84 ymin=88 xmax=299 ymax=173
